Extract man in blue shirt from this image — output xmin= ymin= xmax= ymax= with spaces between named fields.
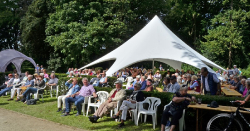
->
xmin=16 ymin=75 xmax=34 ymax=102
xmin=200 ymin=67 xmax=220 ymax=95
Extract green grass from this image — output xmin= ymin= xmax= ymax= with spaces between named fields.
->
xmin=0 ymin=94 xmax=160 ymax=131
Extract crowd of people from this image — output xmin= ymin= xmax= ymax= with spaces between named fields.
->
xmin=1 ymin=64 xmax=250 ymax=131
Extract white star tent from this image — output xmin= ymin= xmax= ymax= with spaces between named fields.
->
xmin=0 ymin=49 xmax=36 ymax=75
xmin=79 ymin=15 xmax=225 ymax=77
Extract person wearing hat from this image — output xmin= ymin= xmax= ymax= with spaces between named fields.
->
xmin=168 ymin=76 xmax=181 ymax=93
xmin=154 ymin=70 xmax=162 ymax=80
xmin=89 ymin=80 xmax=126 ymax=123
xmin=0 ymin=74 xmax=14 ymax=91
xmin=161 ymin=86 xmax=192 ymax=131
xmin=112 ymin=83 xmax=144 ymax=127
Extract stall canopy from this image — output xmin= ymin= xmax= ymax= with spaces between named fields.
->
xmin=0 ymin=49 xmax=36 ymax=75
xmin=79 ymin=15 xmax=225 ymax=76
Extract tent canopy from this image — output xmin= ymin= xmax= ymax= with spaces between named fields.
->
xmin=0 ymin=49 xmax=37 ymax=75
xmin=79 ymin=15 xmax=225 ymax=76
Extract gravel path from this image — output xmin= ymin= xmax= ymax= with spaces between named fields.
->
xmin=0 ymin=108 xmax=87 ymax=131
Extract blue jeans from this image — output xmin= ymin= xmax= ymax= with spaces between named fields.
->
xmin=65 ymin=95 xmax=85 ymax=114
xmin=23 ymin=87 xmax=38 ymax=100
xmin=0 ymin=86 xmax=12 ymax=97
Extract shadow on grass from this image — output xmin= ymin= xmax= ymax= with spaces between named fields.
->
xmin=0 ymin=102 xmax=9 ymax=105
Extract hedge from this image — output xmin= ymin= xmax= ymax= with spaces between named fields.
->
xmin=21 ymin=68 xmax=35 ymax=74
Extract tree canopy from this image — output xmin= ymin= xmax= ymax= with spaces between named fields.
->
xmin=1 ymin=0 xmax=250 ymax=72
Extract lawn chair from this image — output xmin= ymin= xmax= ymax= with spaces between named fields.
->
xmin=136 ymin=97 xmax=161 ymax=129
xmin=86 ymin=91 xmax=109 ymax=116
xmin=33 ymin=85 xmax=46 ymax=102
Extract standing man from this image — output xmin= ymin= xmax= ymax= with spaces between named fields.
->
xmin=35 ymin=64 xmax=40 ymax=74
xmin=200 ymin=67 xmax=221 ymax=95
xmin=233 ymin=65 xmax=239 ymax=76
xmin=88 ymin=80 xmax=126 ymax=123
xmin=159 ymin=64 xmax=163 ymax=71
xmin=62 ymin=78 xmax=97 ymax=116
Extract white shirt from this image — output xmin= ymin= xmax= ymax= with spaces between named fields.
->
xmin=201 ymin=73 xmax=220 ymax=91
xmin=66 ymin=87 xmax=74 ymax=96
xmin=13 ymin=78 xmax=20 ymax=85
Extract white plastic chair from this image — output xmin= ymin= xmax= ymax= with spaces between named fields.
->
xmin=49 ymin=85 xmax=59 ymax=98
xmin=129 ymin=102 xmax=139 ymax=125
xmin=82 ymin=96 xmax=89 ymax=116
xmin=136 ymin=97 xmax=161 ymax=129
xmin=163 ymin=102 xmax=186 ymax=131
xmin=33 ymin=85 xmax=46 ymax=102
xmin=86 ymin=91 xmax=109 ymax=116
xmin=110 ymin=100 xmax=123 ymax=117
xmin=10 ymin=82 xmax=23 ymax=96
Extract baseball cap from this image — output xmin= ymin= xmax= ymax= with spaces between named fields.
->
xmin=114 ymin=80 xmax=123 ymax=85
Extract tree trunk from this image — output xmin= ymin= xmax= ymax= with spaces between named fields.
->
xmin=228 ymin=0 xmax=233 ymax=68
xmin=228 ymin=42 xmax=232 ymax=68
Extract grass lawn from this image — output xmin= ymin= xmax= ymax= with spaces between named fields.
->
xmin=0 ymin=94 xmax=160 ymax=131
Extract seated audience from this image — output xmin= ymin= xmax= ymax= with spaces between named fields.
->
xmin=168 ymin=76 xmax=180 ymax=93
xmin=243 ymin=80 xmax=250 ymax=97
xmin=144 ymin=79 xmax=153 ymax=92
xmin=0 ymin=73 xmax=20 ymax=98
xmin=57 ymin=78 xmax=80 ymax=113
xmin=88 ymin=69 xmax=93 ymax=76
xmin=129 ymin=75 xmax=140 ymax=90
xmin=161 ymin=86 xmax=192 ymax=131
xmin=139 ymin=76 xmax=147 ymax=90
xmin=112 ymin=83 xmax=144 ymax=127
xmin=154 ymin=70 xmax=162 ymax=81
xmin=163 ymin=77 xmax=171 ymax=92
xmin=93 ymin=73 xmax=107 ymax=87
xmin=67 ymin=72 xmax=74 ymax=78
xmin=19 ymin=75 xmax=44 ymax=103
xmin=62 ymin=78 xmax=97 ymax=116
xmin=21 ymin=71 xmax=29 ymax=83
xmin=229 ymin=76 xmax=241 ymax=92
xmin=46 ymin=73 xmax=58 ymax=88
xmin=229 ymin=75 xmax=234 ymax=85
xmin=88 ymin=80 xmax=126 ymax=122
xmin=188 ymin=75 xmax=200 ymax=92
xmin=221 ymin=71 xmax=228 ymax=81
xmin=66 ymin=68 xmax=71 ymax=74
xmin=239 ymin=79 xmax=246 ymax=94
xmin=0 ymin=74 xmax=14 ymax=91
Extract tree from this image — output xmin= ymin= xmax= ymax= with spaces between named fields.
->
xmin=20 ymin=0 xmax=54 ymax=66
xmin=45 ymin=0 xmax=138 ymax=70
xmin=0 ymin=0 xmax=32 ymax=51
xmin=201 ymin=0 xmax=250 ymax=68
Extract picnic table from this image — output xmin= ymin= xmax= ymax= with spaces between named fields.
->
xmin=187 ymin=90 xmax=204 ymax=95
xmin=188 ymin=104 xmax=250 ymax=131
xmin=221 ymin=87 xmax=242 ymax=97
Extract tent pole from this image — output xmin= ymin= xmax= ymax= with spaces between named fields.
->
xmin=152 ymin=59 xmax=154 ymax=70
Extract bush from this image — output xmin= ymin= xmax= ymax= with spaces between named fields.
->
xmin=241 ymin=65 xmax=250 ymax=78
xmin=21 ymin=68 xmax=35 ymax=74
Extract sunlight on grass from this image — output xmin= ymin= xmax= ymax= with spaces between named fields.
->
xmin=0 ymin=94 xmax=160 ymax=131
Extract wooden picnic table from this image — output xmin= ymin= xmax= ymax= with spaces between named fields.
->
xmin=221 ymin=87 xmax=242 ymax=97
xmin=187 ymin=90 xmax=204 ymax=95
xmin=221 ymin=84 xmax=230 ymax=88
xmin=188 ymin=104 xmax=250 ymax=131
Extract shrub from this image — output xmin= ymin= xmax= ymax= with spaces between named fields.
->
xmin=21 ymin=68 xmax=35 ymax=74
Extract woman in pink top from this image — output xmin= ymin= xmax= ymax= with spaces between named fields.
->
xmin=243 ymin=80 xmax=250 ymax=97
xmin=43 ymin=69 xmax=49 ymax=78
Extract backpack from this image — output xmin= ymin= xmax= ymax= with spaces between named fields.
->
xmin=26 ymin=99 xmax=39 ymax=105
